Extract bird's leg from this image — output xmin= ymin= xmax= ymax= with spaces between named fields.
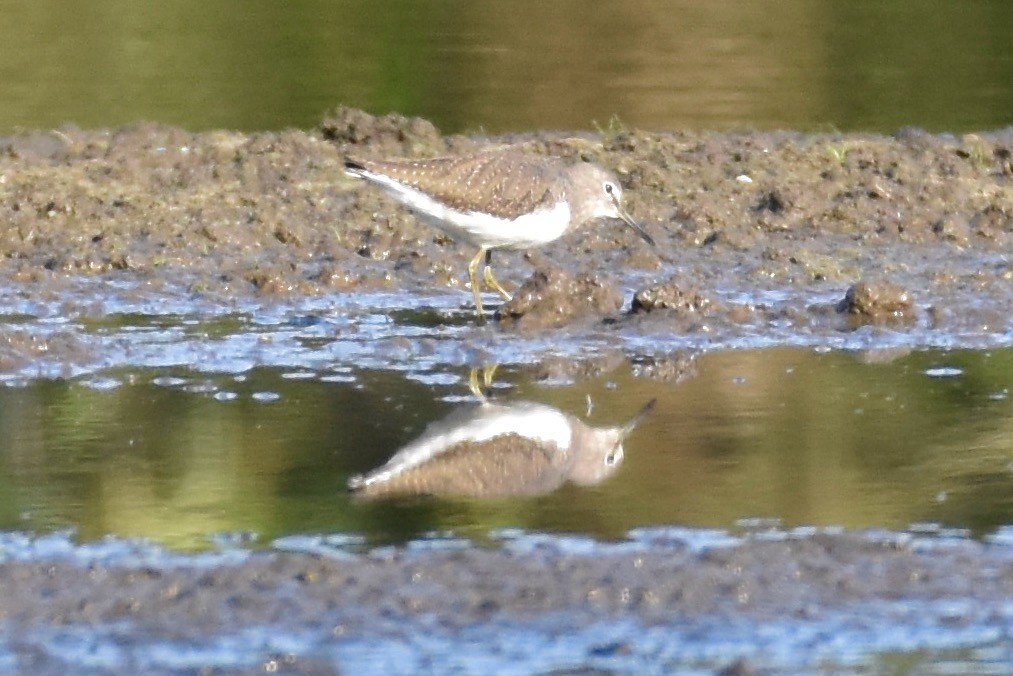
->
xmin=467 ymin=364 xmax=499 ymax=401
xmin=467 ymin=368 xmax=486 ymax=400
xmin=482 ymin=363 xmax=499 ymax=390
xmin=467 ymin=248 xmax=487 ymax=318
xmin=482 ymin=249 xmax=513 ymax=301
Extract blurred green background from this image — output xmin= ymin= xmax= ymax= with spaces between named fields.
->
xmin=0 ymin=0 xmax=1010 ymax=134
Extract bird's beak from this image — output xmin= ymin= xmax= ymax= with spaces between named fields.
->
xmin=619 ymin=399 xmax=657 ymax=439
xmin=613 ymin=198 xmax=655 ymax=247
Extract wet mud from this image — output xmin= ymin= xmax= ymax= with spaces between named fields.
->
xmin=0 ymin=108 xmax=1009 ymax=354
xmin=0 ymin=109 xmax=1011 ymax=671
xmin=837 ymin=279 xmax=917 ymax=325
xmin=1 ymin=530 xmax=1011 ymax=672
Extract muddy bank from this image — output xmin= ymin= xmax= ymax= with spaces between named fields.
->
xmin=0 ymin=109 xmax=1009 ymax=350
xmin=0 ymin=529 xmax=1010 ymax=672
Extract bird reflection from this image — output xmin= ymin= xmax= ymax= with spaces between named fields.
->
xmin=348 ymin=368 xmax=655 ymax=499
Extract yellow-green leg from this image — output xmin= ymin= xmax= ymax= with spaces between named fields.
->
xmin=467 ymin=364 xmax=499 ymax=400
xmin=467 ymin=247 xmax=487 ymax=318
xmin=481 ymin=363 xmax=498 ymax=389
xmin=483 ymin=250 xmax=513 ymax=301
xmin=468 ymin=367 xmax=485 ymax=399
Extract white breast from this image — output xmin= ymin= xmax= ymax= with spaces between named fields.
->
xmin=449 ymin=201 xmax=570 ymax=249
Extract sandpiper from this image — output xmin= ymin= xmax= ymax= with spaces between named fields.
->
xmin=344 ymin=148 xmax=654 ymax=318
xmin=347 ymin=368 xmax=656 ymax=498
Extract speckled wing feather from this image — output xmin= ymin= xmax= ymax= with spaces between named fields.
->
xmin=345 ymin=151 xmax=562 ymax=220
xmin=351 ymin=434 xmax=567 ymax=498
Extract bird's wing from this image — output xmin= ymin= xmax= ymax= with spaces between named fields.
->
xmin=346 ymin=151 xmax=559 ymax=220
xmin=350 ymin=433 xmax=566 ymax=498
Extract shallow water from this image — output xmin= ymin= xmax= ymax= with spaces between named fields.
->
xmin=0 ymin=276 xmax=1010 ymax=672
xmin=1 ymin=345 xmax=1009 ymax=550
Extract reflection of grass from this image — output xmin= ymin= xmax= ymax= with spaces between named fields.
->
xmin=387 ymin=306 xmax=478 ymax=328
xmin=519 ymin=348 xmax=1013 ymax=539
xmin=77 ymin=312 xmax=251 ymax=339
xmin=79 ymin=312 xmax=181 ymax=331
xmin=0 ymin=366 xmax=455 ymax=550
xmin=0 ymin=313 xmax=37 ymax=324
xmin=180 ymin=314 xmax=252 ymax=339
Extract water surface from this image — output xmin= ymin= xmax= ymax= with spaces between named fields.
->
xmin=1 ymin=1 xmax=1010 ymax=134
xmin=1 ymin=348 xmax=1008 ymax=550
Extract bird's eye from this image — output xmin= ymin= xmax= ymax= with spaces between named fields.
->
xmin=604 ymin=182 xmax=615 ymax=195
xmin=605 ymin=450 xmax=618 ymax=466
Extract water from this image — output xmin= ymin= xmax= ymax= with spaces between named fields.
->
xmin=0 ymin=280 xmax=1009 ymax=670
xmin=1 ymin=348 xmax=1009 ymax=550
xmin=0 ymin=1 xmax=1010 ymax=135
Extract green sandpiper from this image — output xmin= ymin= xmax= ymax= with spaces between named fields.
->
xmin=344 ymin=148 xmax=654 ymax=318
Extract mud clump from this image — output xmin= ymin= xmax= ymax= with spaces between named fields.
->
xmin=630 ymin=353 xmax=698 ymax=382
xmin=0 ymin=329 xmax=91 ymax=375
xmin=319 ymin=106 xmax=450 ymax=159
xmin=631 ymin=281 xmax=712 ymax=314
xmin=626 ymin=281 xmax=729 ymax=335
xmin=496 ymin=267 xmax=622 ymax=330
xmin=837 ymin=280 xmax=916 ymax=324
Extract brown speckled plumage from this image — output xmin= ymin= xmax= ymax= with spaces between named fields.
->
xmin=345 ymin=151 xmax=563 ymax=220
xmin=350 ymin=433 xmax=567 ymax=498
